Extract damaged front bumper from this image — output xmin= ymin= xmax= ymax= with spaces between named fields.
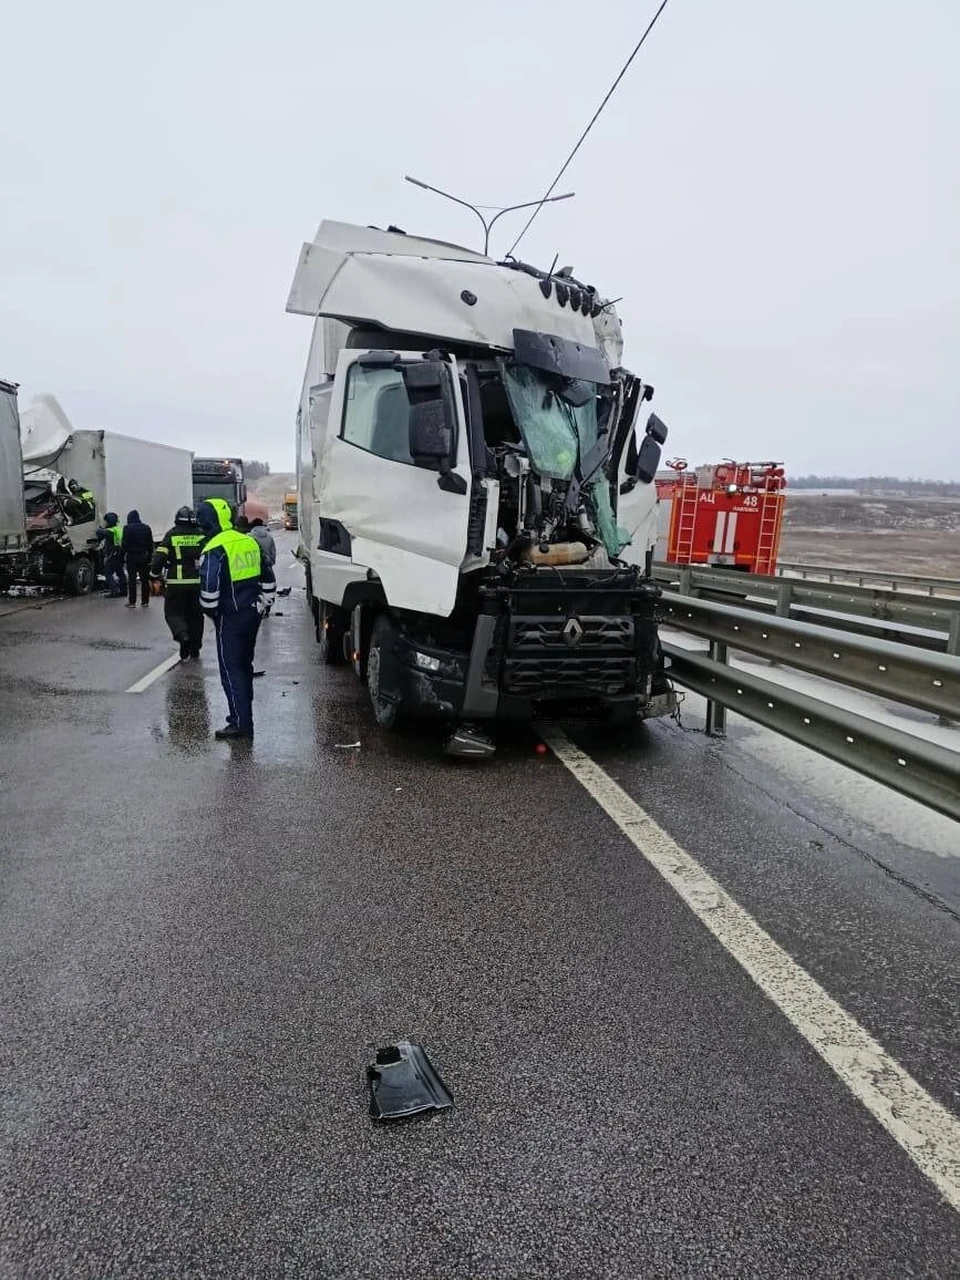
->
xmin=381 ymin=567 xmax=669 ymax=723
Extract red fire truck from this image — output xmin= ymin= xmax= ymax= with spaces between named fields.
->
xmin=655 ymin=459 xmax=787 ymax=575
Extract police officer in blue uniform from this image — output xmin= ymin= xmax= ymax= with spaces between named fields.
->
xmin=197 ymin=498 xmax=276 ymax=740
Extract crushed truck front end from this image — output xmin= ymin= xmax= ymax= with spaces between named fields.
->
xmin=368 ymin=564 xmax=671 ymax=727
xmin=289 ymin=221 xmax=675 ymax=749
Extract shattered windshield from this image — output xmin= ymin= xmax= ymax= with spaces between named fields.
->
xmin=497 ymin=359 xmax=628 ymax=556
xmin=498 ymin=361 xmax=599 ymax=482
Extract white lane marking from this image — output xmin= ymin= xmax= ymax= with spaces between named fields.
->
xmin=125 ymin=654 xmax=180 ymax=693
xmin=543 ymin=728 xmax=960 ymax=1212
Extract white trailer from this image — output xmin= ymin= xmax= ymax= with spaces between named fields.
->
xmin=15 ymin=395 xmax=193 ymax=594
xmin=0 ymin=380 xmax=27 ymax=561
xmin=50 ymin=429 xmax=194 ymax=535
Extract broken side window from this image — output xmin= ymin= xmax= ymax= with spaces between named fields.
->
xmin=588 ymin=476 xmax=628 ymax=557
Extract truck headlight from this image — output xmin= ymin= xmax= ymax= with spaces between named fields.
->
xmin=414 ymin=651 xmax=441 ymax=673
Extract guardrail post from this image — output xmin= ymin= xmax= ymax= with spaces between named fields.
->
xmin=775 ymin=581 xmax=793 ymax=618
xmin=705 ymin=641 xmax=728 ymax=737
xmin=943 ymin=615 xmax=960 ymax=719
xmin=679 ymin=567 xmax=692 ymax=596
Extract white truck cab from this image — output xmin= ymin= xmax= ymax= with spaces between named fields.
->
xmin=288 ymin=221 xmax=674 ymax=753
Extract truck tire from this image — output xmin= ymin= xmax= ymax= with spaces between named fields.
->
xmin=367 ymin=614 xmax=406 ymax=731
xmin=64 ymin=555 xmax=95 ymax=596
xmin=317 ymin=599 xmax=347 ymax=666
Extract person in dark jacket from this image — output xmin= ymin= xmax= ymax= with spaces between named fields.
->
xmin=121 ymin=509 xmax=154 ymax=607
xmin=150 ymin=506 xmax=207 ymax=660
xmin=248 ymin=518 xmax=277 ymax=619
xmin=95 ymin=511 xmax=126 ymax=597
xmin=197 ymin=498 xmax=275 ymax=740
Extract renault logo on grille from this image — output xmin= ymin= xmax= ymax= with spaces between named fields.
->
xmin=562 ymin=616 xmax=584 ymax=647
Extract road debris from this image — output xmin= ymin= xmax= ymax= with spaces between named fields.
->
xmin=367 ymin=1040 xmax=453 ymax=1121
xmin=334 ymin=741 xmax=361 ymax=750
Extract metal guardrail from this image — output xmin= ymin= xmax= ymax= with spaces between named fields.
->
xmin=658 ymin=590 xmax=960 ymax=823
xmin=654 ymin=563 xmax=960 ymax=656
xmin=663 ymin=643 xmax=960 ymax=823
xmin=660 ymin=593 xmax=960 ymax=719
xmin=776 ymin=561 xmax=960 ymax=597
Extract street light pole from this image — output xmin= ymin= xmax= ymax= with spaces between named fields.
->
xmin=404 ymin=176 xmax=574 ymax=256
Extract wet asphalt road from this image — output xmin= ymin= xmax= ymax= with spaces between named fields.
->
xmin=1 ymin=534 xmax=959 ymax=1278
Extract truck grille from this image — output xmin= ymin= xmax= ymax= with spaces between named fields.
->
xmin=503 ymin=656 xmax=636 ymax=695
xmin=478 ymin=568 xmax=660 ymax=703
xmin=499 ymin=615 xmax=640 ymax=695
xmin=510 ymin=615 xmax=635 ymax=651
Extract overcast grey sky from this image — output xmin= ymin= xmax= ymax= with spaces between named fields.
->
xmin=2 ymin=0 xmax=957 ymax=477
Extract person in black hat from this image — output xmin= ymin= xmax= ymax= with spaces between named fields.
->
xmin=150 ymin=506 xmax=207 ymax=659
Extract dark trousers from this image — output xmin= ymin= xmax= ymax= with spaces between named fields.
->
xmin=126 ymin=557 xmax=150 ymax=605
xmin=164 ymin=588 xmax=204 ymax=656
xmin=105 ymin=554 xmax=127 ymax=596
xmin=214 ymin=609 xmax=260 ymax=736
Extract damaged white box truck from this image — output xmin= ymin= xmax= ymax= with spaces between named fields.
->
xmin=288 ymin=221 xmax=675 ymax=755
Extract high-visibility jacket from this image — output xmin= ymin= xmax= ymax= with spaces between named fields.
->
xmin=197 ymin=499 xmax=275 ymax=617
xmin=151 ymin=525 xmax=206 ymax=587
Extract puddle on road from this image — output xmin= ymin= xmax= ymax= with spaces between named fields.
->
xmin=0 ymin=627 xmax=151 ymax=652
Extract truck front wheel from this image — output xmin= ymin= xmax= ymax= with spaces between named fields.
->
xmin=64 ymin=555 xmax=95 ymax=596
xmin=317 ymin=599 xmax=347 ymax=666
xmin=367 ymin=614 xmax=406 ymax=731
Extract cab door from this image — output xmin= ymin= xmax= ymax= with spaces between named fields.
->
xmin=317 ymin=350 xmax=472 ymax=617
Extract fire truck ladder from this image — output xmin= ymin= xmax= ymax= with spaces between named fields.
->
xmin=755 ymin=486 xmax=782 ymax=574
xmin=672 ymin=477 xmax=699 ymax=564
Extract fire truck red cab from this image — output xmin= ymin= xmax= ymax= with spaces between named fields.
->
xmin=655 ymin=459 xmax=786 ymax=575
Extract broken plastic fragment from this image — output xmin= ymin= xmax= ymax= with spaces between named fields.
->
xmin=444 ymin=723 xmax=495 ymax=758
xmin=367 ymin=1039 xmax=453 ymax=1121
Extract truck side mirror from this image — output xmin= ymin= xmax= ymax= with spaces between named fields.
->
xmin=409 ymin=400 xmax=452 ymax=467
xmin=624 ymin=433 xmax=662 ymax=485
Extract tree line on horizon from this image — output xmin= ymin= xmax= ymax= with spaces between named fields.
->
xmin=792 ymin=475 xmax=960 ymax=496
xmin=242 ymin=460 xmax=271 ymax=481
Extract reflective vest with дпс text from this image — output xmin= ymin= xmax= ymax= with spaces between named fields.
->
xmin=202 ymin=529 xmax=261 ymax=582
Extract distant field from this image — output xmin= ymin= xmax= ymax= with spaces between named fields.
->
xmin=780 ymin=494 xmax=960 ymax=578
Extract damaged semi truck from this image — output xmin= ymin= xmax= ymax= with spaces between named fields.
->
xmin=288 ymin=221 xmax=675 ymax=755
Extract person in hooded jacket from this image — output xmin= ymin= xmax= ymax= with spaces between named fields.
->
xmin=95 ymin=512 xmax=126 ymax=597
xmin=248 ymin=518 xmax=277 ymax=618
xmin=121 ymin=509 xmax=154 ymax=607
xmin=150 ymin=506 xmax=207 ymax=660
xmin=197 ymin=498 xmax=275 ymax=740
